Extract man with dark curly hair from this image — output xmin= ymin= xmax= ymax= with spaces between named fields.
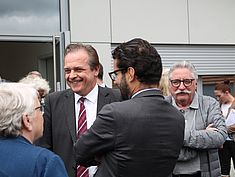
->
xmin=74 ymin=38 xmax=185 ymax=177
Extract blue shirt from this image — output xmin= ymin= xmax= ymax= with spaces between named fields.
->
xmin=0 ymin=136 xmax=68 ymax=177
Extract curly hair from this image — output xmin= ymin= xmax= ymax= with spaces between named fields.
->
xmin=112 ymin=38 xmax=162 ymax=85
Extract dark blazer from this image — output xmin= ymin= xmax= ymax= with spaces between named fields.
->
xmin=36 ymin=86 xmax=121 ymax=177
xmin=74 ymin=90 xmax=185 ymax=177
xmin=0 ymin=136 xmax=68 ymax=177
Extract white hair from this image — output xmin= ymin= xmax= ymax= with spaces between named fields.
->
xmin=19 ymin=76 xmax=50 ymax=97
xmin=0 ymin=83 xmax=37 ymax=137
xmin=168 ymin=60 xmax=198 ymax=80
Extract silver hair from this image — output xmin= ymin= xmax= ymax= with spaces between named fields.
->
xmin=168 ymin=60 xmax=198 ymax=80
xmin=0 ymin=83 xmax=38 ymax=137
xmin=19 ymin=76 xmax=50 ymax=97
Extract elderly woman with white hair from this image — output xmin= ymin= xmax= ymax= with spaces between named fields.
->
xmin=0 ymin=83 xmax=68 ymax=177
xmin=19 ymin=74 xmax=50 ymax=104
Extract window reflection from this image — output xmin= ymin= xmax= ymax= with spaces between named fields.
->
xmin=0 ymin=0 xmax=60 ymax=35
xmin=202 ymin=76 xmax=235 ymax=98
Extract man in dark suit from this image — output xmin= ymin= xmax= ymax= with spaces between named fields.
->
xmin=74 ymin=38 xmax=185 ymax=177
xmin=36 ymin=43 xmax=121 ymax=177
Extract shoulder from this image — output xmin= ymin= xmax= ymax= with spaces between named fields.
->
xmin=199 ymin=94 xmax=219 ymax=106
xmin=34 ymin=147 xmax=68 ymax=176
xmin=98 ymin=86 xmax=122 ymax=101
xmin=34 ymin=146 xmax=64 ymax=165
xmin=164 ymin=95 xmax=172 ymax=103
xmin=48 ymin=89 xmax=72 ymax=98
xmin=45 ymin=89 xmax=73 ymax=102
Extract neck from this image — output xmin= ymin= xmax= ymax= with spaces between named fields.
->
xmin=21 ymin=131 xmax=33 ymax=144
xmin=224 ymin=94 xmax=235 ymax=104
xmin=130 ymin=83 xmax=159 ymax=97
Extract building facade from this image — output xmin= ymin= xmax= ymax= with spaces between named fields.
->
xmin=1 ymin=0 xmax=235 ymax=96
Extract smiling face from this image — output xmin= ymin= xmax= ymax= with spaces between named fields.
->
xmin=169 ymin=68 xmax=197 ymax=108
xmin=64 ymin=49 xmax=99 ymax=96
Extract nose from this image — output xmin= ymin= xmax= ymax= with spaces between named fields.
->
xmin=113 ymin=79 xmax=118 ymax=86
xmin=178 ymin=81 xmax=186 ymax=90
xmin=69 ymin=70 xmax=78 ymax=79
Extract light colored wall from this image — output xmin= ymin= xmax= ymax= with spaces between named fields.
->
xmin=70 ymin=0 xmax=235 ymax=44
xmin=69 ymin=0 xmax=235 ymax=87
xmin=70 ymin=0 xmax=111 ymax=43
xmin=189 ymin=0 xmax=235 ymax=44
xmin=111 ymin=0 xmax=188 ymax=44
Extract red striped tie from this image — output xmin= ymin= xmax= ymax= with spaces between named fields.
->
xmin=77 ymin=97 xmax=89 ymax=177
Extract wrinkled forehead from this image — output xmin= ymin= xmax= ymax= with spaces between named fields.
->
xmin=169 ymin=68 xmax=194 ymax=79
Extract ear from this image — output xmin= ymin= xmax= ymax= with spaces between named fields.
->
xmin=94 ymin=65 xmax=99 ymax=77
xmin=126 ymin=67 xmax=135 ymax=82
xmin=22 ymin=114 xmax=33 ymax=131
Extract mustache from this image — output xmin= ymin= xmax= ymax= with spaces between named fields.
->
xmin=175 ymin=90 xmax=191 ymax=94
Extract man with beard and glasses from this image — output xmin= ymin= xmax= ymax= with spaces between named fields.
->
xmin=74 ymin=38 xmax=185 ymax=177
xmin=166 ymin=60 xmax=227 ymax=177
xmin=36 ymin=43 xmax=121 ymax=177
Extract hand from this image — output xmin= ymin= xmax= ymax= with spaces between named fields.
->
xmin=206 ymin=123 xmax=218 ymax=131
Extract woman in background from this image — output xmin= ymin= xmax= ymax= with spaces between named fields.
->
xmin=214 ymin=80 xmax=235 ymax=177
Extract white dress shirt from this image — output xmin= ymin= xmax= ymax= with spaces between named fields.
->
xmin=74 ymin=84 xmax=98 ymax=177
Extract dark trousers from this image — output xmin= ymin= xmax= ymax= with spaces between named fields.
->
xmin=172 ymin=172 xmax=201 ymax=177
xmin=219 ymin=140 xmax=235 ymax=175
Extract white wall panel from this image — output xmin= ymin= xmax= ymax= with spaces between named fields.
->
xmin=82 ymin=43 xmax=113 ymax=87
xmin=155 ymin=45 xmax=235 ymax=75
xmin=189 ymin=0 xmax=235 ymax=44
xmin=70 ymin=0 xmax=111 ymax=43
xmin=111 ymin=0 xmax=188 ymax=44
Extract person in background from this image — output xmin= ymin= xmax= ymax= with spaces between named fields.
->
xmin=36 ymin=43 xmax=121 ymax=177
xmin=19 ymin=73 xmax=50 ymax=104
xmin=0 ymin=75 xmax=8 ymax=83
xmin=214 ymin=80 xmax=235 ymax=177
xmin=74 ymin=38 xmax=185 ymax=177
xmin=0 ymin=83 xmax=68 ymax=177
xmin=159 ymin=67 xmax=170 ymax=96
xmin=166 ymin=60 xmax=227 ymax=177
xmin=96 ymin=63 xmax=106 ymax=87
xmin=27 ymin=70 xmax=43 ymax=78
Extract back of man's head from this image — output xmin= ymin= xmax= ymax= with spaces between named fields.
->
xmin=112 ymin=38 xmax=162 ymax=85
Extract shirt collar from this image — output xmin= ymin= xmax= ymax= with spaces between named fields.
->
xmin=131 ymin=88 xmax=160 ymax=98
xmin=74 ymin=84 xmax=98 ymax=104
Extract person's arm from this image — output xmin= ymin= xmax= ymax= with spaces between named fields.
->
xmin=226 ymin=110 xmax=235 ymax=132
xmin=74 ymin=104 xmax=116 ymax=166
xmin=184 ymin=97 xmax=227 ymax=149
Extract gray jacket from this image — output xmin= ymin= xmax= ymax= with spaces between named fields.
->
xmin=166 ymin=93 xmax=227 ymax=177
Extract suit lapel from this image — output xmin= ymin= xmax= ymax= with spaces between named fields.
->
xmin=64 ymin=90 xmax=77 ymax=143
xmin=97 ymin=86 xmax=110 ymax=113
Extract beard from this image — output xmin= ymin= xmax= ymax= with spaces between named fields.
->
xmin=119 ymin=76 xmax=131 ymax=100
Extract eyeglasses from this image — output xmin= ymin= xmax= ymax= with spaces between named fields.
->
xmin=35 ymin=105 xmax=45 ymax=113
xmin=108 ymin=68 xmax=126 ymax=81
xmin=170 ymin=79 xmax=195 ymax=88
